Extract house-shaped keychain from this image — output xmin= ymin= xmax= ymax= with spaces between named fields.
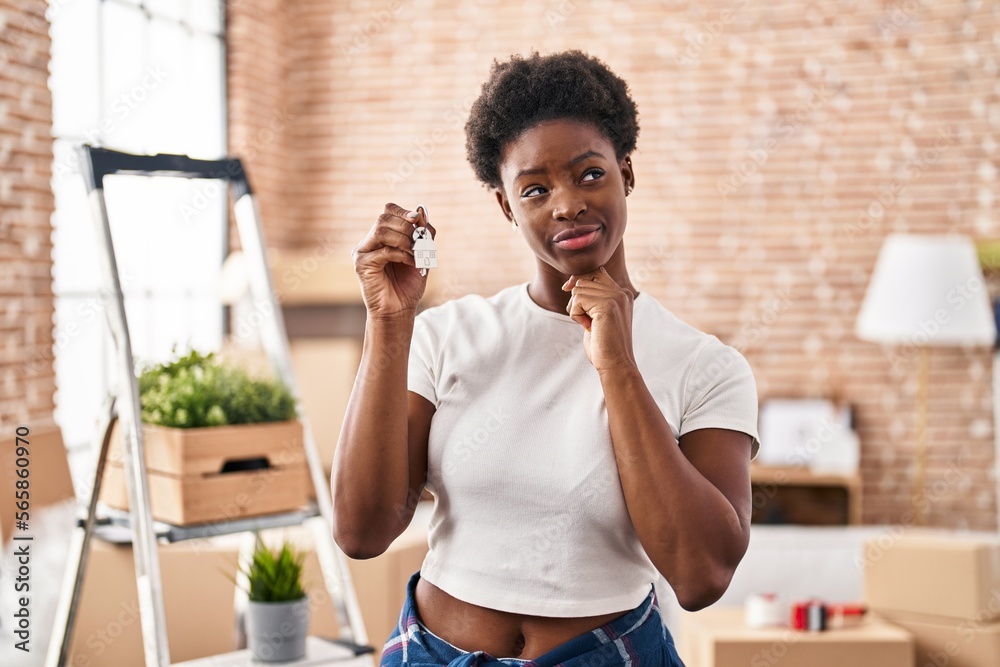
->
xmin=413 ymin=226 xmax=438 ymax=276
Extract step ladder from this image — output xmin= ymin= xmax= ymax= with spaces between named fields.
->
xmin=45 ymin=146 xmax=372 ymax=666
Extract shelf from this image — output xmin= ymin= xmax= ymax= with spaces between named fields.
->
xmin=172 ymin=636 xmax=374 ymax=666
xmin=749 ymin=465 xmax=863 ymax=525
xmin=87 ymin=502 xmax=322 ymax=544
xmin=750 ymin=464 xmax=862 ymax=488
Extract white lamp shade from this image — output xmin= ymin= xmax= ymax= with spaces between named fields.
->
xmin=855 ymin=233 xmax=997 ymax=346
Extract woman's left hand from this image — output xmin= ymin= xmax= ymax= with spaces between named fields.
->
xmin=562 ymin=266 xmax=637 ymax=373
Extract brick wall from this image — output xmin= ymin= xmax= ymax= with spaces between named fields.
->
xmin=225 ymin=0 xmax=297 ymax=249
xmin=228 ymin=0 xmax=1000 ymax=529
xmin=0 ymin=0 xmax=55 ymax=428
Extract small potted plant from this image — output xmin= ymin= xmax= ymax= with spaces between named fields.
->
xmin=241 ymin=537 xmax=311 ymax=662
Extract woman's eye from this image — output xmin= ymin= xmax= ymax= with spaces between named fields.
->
xmin=581 ymin=168 xmax=605 ymax=182
xmin=521 ymin=185 xmax=546 ymax=198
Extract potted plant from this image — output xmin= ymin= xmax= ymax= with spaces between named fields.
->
xmin=136 ymin=346 xmax=297 ymax=429
xmin=241 ymin=537 xmax=310 ymax=662
xmin=101 ymin=346 xmax=310 ymax=525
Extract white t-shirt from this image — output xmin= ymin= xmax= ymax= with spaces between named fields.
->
xmin=407 ymin=281 xmax=760 ymax=617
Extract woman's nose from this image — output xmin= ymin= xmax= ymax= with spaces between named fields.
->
xmin=551 ymin=190 xmax=586 ymax=221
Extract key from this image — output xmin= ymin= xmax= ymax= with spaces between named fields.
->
xmin=412 ymin=221 xmax=437 ymax=277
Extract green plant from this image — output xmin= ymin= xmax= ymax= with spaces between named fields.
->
xmin=238 ymin=537 xmax=307 ymax=603
xmin=136 ymin=346 xmax=296 ymax=428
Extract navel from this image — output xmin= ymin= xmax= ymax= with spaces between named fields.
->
xmin=512 ymin=633 xmax=525 ymax=657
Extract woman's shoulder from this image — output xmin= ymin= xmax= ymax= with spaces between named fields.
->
xmin=635 ymin=294 xmax=754 ymax=388
xmin=635 ymin=291 xmax=727 ymax=352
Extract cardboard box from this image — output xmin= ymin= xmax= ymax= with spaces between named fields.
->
xmin=101 ymin=419 xmax=310 ymax=525
xmin=262 ymin=248 xmax=365 ymax=307
xmin=62 ymin=528 xmax=366 ymax=666
xmin=678 ymin=607 xmax=913 ymax=667
xmin=863 ymin=531 xmax=1000 ymax=621
xmin=0 ymin=420 xmax=402 ymax=665
xmin=281 ymin=503 xmax=431 ymax=660
xmin=0 ymin=420 xmax=243 ymax=664
xmin=346 ymin=515 xmax=430 ymax=660
xmin=875 ymin=609 xmax=1000 ymax=667
xmin=289 ymin=338 xmax=361 ymax=472
xmin=68 ymin=539 xmax=241 ymax=666
xmin=0 ymin=419 xmax=76 ymax=544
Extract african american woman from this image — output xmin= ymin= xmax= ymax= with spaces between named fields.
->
xmin=333 ymin=50 xmax=761 ymax=667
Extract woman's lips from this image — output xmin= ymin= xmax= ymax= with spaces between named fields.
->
xmin=553 ymin=226 xmax=601 ymax=250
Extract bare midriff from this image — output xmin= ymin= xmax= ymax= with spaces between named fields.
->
xmin=414 ymin=576 xmax=630 ymax=660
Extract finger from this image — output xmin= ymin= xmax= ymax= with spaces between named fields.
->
xmin=578 ymin=268 xmax=610 ymax=285
xmin=377 ymin=224 xmax=417 ymax=252
xmin=373 ymin=212 xmax=421 ymax=238
xmin=593 ymin=266 xmax=619 ymax=287
xmin=562 ymin=270 xmax=603 ymax=291
xmin=356 ymin=225 xmax=415 ymax=255
xmin=356 ymin=246 xmax=416 ymax=269
xmin=569 ymin=279 xmax=613 ymax=296
xmin=566 ymin=291 xmax=594 ymax=326
xmin=359 ymin=211 xmax=422 ymax=252
xmin=384 ymin=202 xmax=419 ymax=221
xmin=567 ymin=294 xmax=593 ymax=329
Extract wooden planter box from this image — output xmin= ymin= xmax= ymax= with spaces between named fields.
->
xmin=101 ymin=419 xmax=310 ymax=526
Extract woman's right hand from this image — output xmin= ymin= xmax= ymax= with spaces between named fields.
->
xmin=352 ymin=203 xmax=436 ymax=320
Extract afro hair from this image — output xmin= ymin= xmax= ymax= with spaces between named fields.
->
xmin=465 ymin=50 xmax=640 ymax=190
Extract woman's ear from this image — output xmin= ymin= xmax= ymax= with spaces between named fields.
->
xmin=494 ymin=188 xmax=515 ymax=226
xmin=621 ymin=155 xmax=635 ymax=195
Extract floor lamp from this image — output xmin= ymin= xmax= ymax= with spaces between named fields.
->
xmin=855 ymin=234 xmax=996 ymax=525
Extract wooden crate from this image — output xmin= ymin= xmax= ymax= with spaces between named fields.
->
xmin=101 ymin=419 xmax=310 ymax=525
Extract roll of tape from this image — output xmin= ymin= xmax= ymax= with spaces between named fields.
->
xmin=745 ymin=593 xmax=784 ymax=628
xmin=807 ymin=600 xmax=827 ymax=632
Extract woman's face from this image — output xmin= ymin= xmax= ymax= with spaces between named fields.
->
xmin=496 ymin=119 xmax=634 ymax=277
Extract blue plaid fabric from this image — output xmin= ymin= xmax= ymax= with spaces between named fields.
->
xmin=379 ymin=571 xmax=685 ymax=666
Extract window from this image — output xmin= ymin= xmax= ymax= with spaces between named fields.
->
xmin=49 ymin=0 xmax=227 ymax=460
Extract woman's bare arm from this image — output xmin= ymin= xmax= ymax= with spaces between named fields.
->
xmin=331 ymin=203 xmax=436 ymax=559
xmin=332 ymin=317 xmax=435 ymax=558
xmin=563 ymin=269 xmax=752 ymax=611
xmin=600 ymin=364 xmax=752 ymax=611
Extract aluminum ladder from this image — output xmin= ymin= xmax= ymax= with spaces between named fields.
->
xmin=44 ymin=145 xmax=371 ymax=666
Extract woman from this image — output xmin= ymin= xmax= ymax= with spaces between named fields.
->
xmin=333 ymin=51 xmax=760 ymax=667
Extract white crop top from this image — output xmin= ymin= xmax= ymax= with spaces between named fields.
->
xmin=406 ymin=282 xmax=760 ymax=617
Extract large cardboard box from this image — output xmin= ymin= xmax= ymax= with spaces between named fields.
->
xmin=8 ymin=420 xmax=420 ymax=665
xmin=282 ymin=503 xmax=432 ymax=662
xmin=874 ymin=609 xmax=1000 ymax=667
xmin=0 ymin=420 xmax=75 ymax=544
xmin=68 ymin=539 xmax=241 ymax=666
xmin=346 ymin=512 xmax=430 ymax=660
xmin=289 ymin=338 xmax=361 ymax=472
xmin=678 ymin=607 xmax=913 ymax=667
xmin=101 ymin=419 xmax=310 ymax=525
xmin=863 ymin=531 xmax=1000 ymax=621
xmin=0 ymin=421 xmax=245 ymax=665
xmin=62 ymin=527 xmax=370 ymax=666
